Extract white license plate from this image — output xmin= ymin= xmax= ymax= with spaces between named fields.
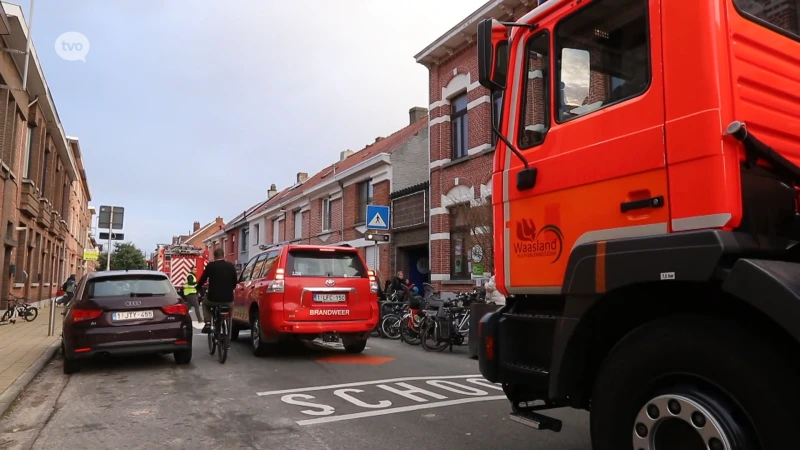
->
xmin=313 ymin=294 xmax=346 ymax=303
xmin=112 ymin=310 xmax=154 ymax=321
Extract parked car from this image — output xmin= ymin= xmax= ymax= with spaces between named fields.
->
xmin=231 ymin=244 xmax=379 ymax=356
xmin=61 ymin=270 xmax=193 ymax=374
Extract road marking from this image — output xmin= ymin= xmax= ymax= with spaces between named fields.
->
xmin=256 ymin=374 xmax=483 ymax=396
xmin=191 ymin=322 xmax=205 ymax=330
xmin=295 ymin=395 xmax=507 ymax=426
xmin=314 ymin=354 xmax=395 ymax=365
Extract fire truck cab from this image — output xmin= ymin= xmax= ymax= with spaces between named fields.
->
xmin=476 ymin=0 xmax=800 ymax=448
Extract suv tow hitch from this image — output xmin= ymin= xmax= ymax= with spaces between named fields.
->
xmin=510 ymin=402 xmax=563 ymax=432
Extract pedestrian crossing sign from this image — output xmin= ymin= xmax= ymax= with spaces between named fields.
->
xmin=365 ymin=205 xmax=390 ymax=230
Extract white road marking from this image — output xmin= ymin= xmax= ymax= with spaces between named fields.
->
xmin=256 ymin=374 xmax=483 ymax=396
xmin=295 ymin=395 xmax=508 ymax=426
xmin=191 ymin=322 xmax=205 ymax=330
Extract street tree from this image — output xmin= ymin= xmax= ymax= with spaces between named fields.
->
xmin=97 ymin=242 xmax=147 ymax=271
xmin=446 ymin=194 xmax=494 ymax=277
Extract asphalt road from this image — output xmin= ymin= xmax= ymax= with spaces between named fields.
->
xmin=0 ymin=327 xmax=591 ymax=450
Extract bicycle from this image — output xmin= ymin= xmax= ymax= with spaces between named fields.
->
xmin=420 ymin=294 xmax=472 ymax=352
xmin=207 ymin=303 xmax=232 ymax=364
xmin=1 ymin=293 xmax=38 ymax=324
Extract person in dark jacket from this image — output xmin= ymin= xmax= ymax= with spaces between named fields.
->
xmin=57 ymin=274 xmax=77 ymax=305
xmin=195 ymin=248 xmax=238 ymax=334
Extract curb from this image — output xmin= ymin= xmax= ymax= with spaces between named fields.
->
xmin=0 ymin=338 xmax=61 ymax=418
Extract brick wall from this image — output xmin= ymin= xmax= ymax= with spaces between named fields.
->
xmin=424 ymin=4 xmax=531 ymax=294
xmin=390 ymin=127 xmax=429 ymax=192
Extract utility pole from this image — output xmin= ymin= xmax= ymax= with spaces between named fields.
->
xmin=106 ymin=207 xmax=114 ymax=271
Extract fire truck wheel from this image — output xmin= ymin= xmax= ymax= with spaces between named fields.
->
xmin=590 ymin=314 xmax=800 ymax=450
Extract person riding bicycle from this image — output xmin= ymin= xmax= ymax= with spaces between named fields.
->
xmin=195 ymin=248 xmax=238 ymax=334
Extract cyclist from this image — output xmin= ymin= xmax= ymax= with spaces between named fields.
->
xmin=195 ymin=248 xmax=238 ymax=334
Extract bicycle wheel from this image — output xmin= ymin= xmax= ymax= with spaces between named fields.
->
xmin=22 ymin=306 xmax=38 ymax=322
xmin=380 ymin=314 xmax=401 ymax=339
xmin=420 ymin=318 xmax=449 ymax=352
xmin=218 ymin=318 xmax=228 ymax=364
xmin=1 ymin=307 xmax=13 ymax=323
xmin=208 ymin=320 xmax=217 ymax=355
xmin=399 ymin=317 xmax=421 ymax=345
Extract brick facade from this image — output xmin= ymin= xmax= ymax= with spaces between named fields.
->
xmin=418 ymin=2 xmax=532 ymax=294
xmin=0 ymin=6 xmax=94 ymax=308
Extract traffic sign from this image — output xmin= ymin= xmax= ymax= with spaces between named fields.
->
xmin=99 ymin=232 xmax=124 ymax=241
xmin=365 ymin=205 xmax=390 ymax=230
xmin=98 ymin=205 xmax=125 ymax=230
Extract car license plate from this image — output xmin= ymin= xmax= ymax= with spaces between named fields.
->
xmin=314 ymin=293 xmax=346 ymax=303
xmin=112 ymin=310 xmax=154 ymax=321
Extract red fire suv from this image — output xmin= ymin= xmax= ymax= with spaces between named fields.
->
xmin=230 ymin=244 xmax=379 ymax=355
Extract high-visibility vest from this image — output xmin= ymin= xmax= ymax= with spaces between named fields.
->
xmin=184 ymin=273 xmax=198 ymax=295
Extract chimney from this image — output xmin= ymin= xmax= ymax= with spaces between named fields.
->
xmin=268 ymin=183 xmax=278 ymax=198
xmin=215 ymin=217 xmax=224 ymax=228
xmin=374 ymin=137 xmax=384 ymax=143
xmin=409 ymin=106 xmax=428 ymax=124
xmin=296 ymin=172 xmax=308 ymax=184
xmin=339 ymin=149 xmax=354 ymax=161
xmin=193 ymin=221 xmax=201 ymax=232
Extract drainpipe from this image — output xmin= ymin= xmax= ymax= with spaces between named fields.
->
xmin=337 ymin=180 xmax=345 ymax=243
xmin=21 ymin=0 xmax=35 ymax=91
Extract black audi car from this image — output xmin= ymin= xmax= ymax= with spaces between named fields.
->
xmin=61 ymin=270 xmax=193 ymax=374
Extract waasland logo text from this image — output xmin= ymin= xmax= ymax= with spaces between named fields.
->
xmin=514 ymin=218 xmax=564 ymax=263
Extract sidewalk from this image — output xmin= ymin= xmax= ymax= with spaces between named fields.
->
xmin=0 ymin=300 xmax=61 ymax=417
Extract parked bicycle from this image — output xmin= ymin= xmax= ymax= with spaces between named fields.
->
xmin=207 ymin=303 xmax=231 ymax=364
xmin=419 ymin=292 xmax=473 ymax=352
xmin=1 ymin=293 xmax=38 ymax=324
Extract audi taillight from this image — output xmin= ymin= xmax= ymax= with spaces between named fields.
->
xmin=162 ymin=304 xmax=187 ymax=315
xmin=71 ymin=309 xmax=103 ymax=323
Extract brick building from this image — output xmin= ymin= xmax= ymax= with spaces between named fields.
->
xmin=0 ymin=3 xmax=94 ymax=306
xmin=237 ymin=107 xmax=428 ymax=284
xmin=415 ymin=0 xmax=533 ymax=294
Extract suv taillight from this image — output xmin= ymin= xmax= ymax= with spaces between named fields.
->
xmin=162 ymin=304 xmax=187 ymax=315
xmin=267 ymin=280 xmax=285 ymax=293
xmin=72 ymin=309 xmax=103 ymax=323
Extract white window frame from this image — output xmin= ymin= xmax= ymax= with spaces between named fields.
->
xmin=294 ymin=210 xmax=302 ymax=240
xmin=254 ymin=223 xmax=260 ymax=245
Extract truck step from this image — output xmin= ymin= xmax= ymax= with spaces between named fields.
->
xmin=503 ymin=312 xmax=561 ymax=322
xmin=502 ymin=361 xmax=550 ymax=376
xmin=510 ymin=407 xmax=563 ymax=432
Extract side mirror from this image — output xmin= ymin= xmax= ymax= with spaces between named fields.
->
xmin=477 ymin=18 xmax=509 ymax=91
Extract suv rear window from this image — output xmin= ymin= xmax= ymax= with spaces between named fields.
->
xmin=87 ymin=275 xmax=174 ymax=298
xmin=286 ymin=249 xmax=367 ymax=278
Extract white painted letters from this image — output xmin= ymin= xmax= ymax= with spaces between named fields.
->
xmin=333 ymin=388 xmax=392 ymax=409
xmin=280 ymin=394 xmax=335 ymax=416
xmin=426 ymin=380 xmax=488 ymax=396
xmin=465 ymin=378 xmax=505 ymax=391
xmin=376 ymin=382 xmax=448 ymax=402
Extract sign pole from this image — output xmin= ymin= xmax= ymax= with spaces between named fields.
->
xmin=106 ymin=207 xmax=114 ymax=271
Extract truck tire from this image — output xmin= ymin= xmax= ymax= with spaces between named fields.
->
xmin=590 ymin=315 xmax=800 ymax=450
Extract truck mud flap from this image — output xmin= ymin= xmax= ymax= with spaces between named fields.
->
xmin=478 ymin=306 xmax=505 ymax=383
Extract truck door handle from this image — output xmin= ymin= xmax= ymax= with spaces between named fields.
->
xmin=620 ymin=196 xmax=664 ymax=213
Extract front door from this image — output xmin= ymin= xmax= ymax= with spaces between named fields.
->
xmin=501 ymin=0 xmax=667 ymax=294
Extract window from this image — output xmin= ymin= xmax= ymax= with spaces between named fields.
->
xmin=357 ymin=181 xmax=373 ymax=223
xmin=451 ymin=93 xmax=469 ymax=159
xmin=238 ymin=253 xmax=263 ymax=282
xmin=40 ymin=150 xmax=50 ymax=194
xmin=23 ymin=126 xmax=33 ymax=179
xmin=251 ymin=250 xmax=279 ymax=279
xmin=555 ymin=0 xmax=649 ymax=123
xmin=286 ymin=249 xmax=367 ymax=278
xmin=294 ymin=210 xmax=302 ymax=240
xmin=735 ymin=0 xmax=800 ymax=40
xmin=254 ymin=223 xmax=260 ymax=244
xmin=449 ymin=204 xmax=471 ymax=280
xmin=518 ymin=32 xmax=551 ymax=149
xmin=87 ymin=274 xmax=173 ymax=298
xmin=272 ymin=218 xmax=280 ymax=243
xmin=491 ymin=91 xmax=504 ymax=146
xmin=240 ymin=228 xmax=249 ymax=253
xmin=322 ymin=198 xmax=332 ymax=231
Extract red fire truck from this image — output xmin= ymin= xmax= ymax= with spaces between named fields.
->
xmin=475 ymin=0 xmax=800 ymax=448
xmin=153 ymin=244 xmax=209 ymax=294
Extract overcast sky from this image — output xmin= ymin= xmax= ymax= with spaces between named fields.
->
xmin=19 ymin=0 xmax=488 ymax=255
